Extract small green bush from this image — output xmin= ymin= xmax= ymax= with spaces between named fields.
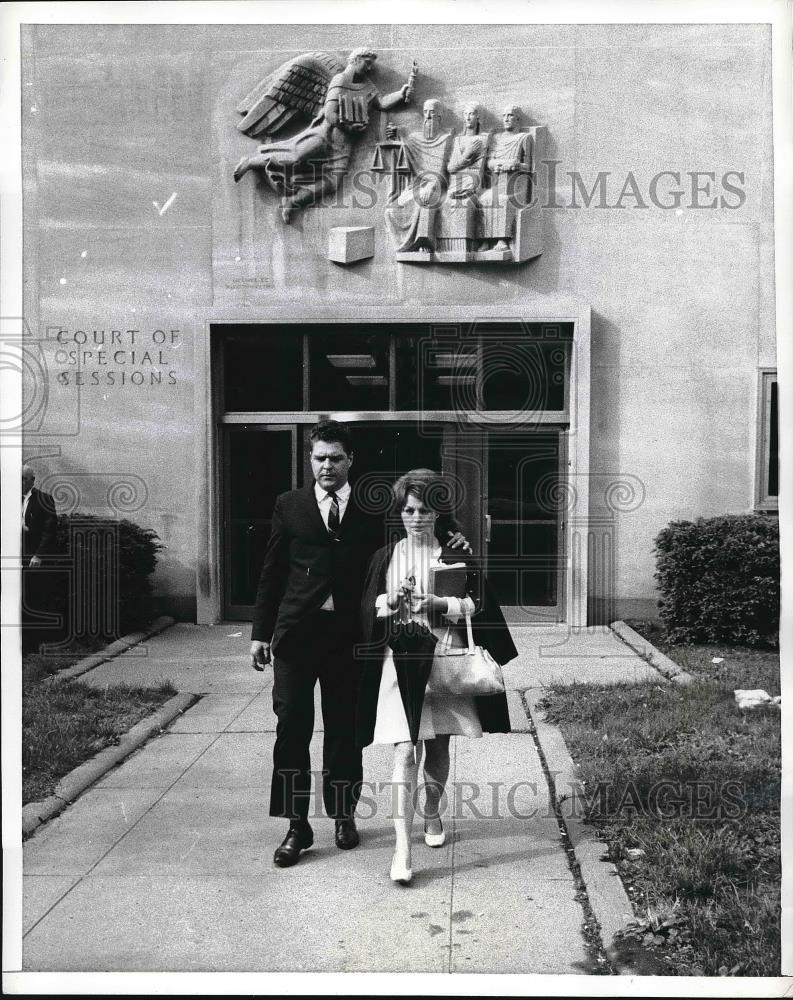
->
xmin=654 ymin=514 xmax=779 ymax=647
xmin=51 ymin=513 xmax=163 ymax=638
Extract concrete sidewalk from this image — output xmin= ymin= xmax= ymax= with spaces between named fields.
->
xmin=22 ymin=623 xmax=660 ymax=973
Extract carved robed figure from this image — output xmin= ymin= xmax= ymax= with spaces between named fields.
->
xmin=384 ymin=99 xmax=453 ymax=253
xmin=386 ymin=100 xmax=544 ymax=264
xmin=436 ymin=102 xmax=489 ymax=253
xmin=479 ymin=104 xmax=534 ymax=252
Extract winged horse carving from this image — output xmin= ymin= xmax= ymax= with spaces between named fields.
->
xmin=234 ymin=48 xmax=417 ymax=222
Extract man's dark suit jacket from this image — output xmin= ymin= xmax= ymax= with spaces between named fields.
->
xmin=251 ymin=483 xmax=384 ymax=652
xmin=23 ymin=488 xmax=57 ymax=561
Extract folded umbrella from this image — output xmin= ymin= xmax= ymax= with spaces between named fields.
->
xmin=388 ymin=619 xmax=438 ymax=745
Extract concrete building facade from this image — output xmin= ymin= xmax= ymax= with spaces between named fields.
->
xmin=20 ymin=22 xmax=778 ymax=626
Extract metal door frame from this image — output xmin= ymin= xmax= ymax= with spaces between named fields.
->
xmin=201 ymin=306 xmax=590 ymax=626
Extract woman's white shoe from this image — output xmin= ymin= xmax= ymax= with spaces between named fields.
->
xmin=390 ymin=855 xmax=413 ymax=884
xmin=424 ymin=821 xmax=446 ymax=848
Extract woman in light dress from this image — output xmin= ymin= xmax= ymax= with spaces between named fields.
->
xmin=357 ymin=469 xmax=517 ymax=884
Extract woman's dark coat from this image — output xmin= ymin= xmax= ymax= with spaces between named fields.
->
xmin=355 ymin=543 xmax=518 ymax=748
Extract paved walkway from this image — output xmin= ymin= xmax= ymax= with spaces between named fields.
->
xmin=22 ymin=623 xmax=660 ymax=973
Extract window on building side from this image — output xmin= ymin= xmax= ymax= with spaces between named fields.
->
xmin=756 ymin=370 xmax=778 ymax=511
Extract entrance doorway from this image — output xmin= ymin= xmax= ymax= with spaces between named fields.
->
xmin=216 ymin=320 xmax=574 ymax=621
xmin=222 ymin=420 xmax=565 ymax=621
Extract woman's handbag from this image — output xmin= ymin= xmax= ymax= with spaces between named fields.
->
xmin=427 ymin=612 xmax=506 ymax=697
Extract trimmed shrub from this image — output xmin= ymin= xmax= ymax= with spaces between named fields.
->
xmin=654 ymin=514 xmax=779 ymax=647
xmin=50 ymin=513 xmax=163 ymax=638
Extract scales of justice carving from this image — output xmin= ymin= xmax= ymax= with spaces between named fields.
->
xmin=233 ymin=48 xmax=544 ymax=263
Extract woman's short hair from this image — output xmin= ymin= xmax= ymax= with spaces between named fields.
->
xmin=392 ymin=468 xmax=455 ymax=517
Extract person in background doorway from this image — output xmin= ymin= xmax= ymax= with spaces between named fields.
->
xmin=21 ymin=464 xmax=58 ymax=653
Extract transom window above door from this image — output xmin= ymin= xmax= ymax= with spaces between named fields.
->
xmin=218 ymin=322 xmax=573 ymax=417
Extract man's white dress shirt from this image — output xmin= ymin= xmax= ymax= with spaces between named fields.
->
xmin=22 ymin=489 xmax=33 ymax=530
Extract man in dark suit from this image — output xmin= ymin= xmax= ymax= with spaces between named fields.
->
xmin=250 ymin=421 xmax=467 ymax=867
xmin=21 ymin=464 xmax=58 ymax=652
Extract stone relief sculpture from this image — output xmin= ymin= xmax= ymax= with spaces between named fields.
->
xmin=478 ymin=105 xmax=534 ymax=254
xmin=384 ymin=102 xmax=545 ymax=264
xmin=234 ymin=48 xmax=417 ymax=222
xmin=384 ymin=100 xmax=454 ymax=253
xmin=435 ymin=103 xmax=489 ymax=253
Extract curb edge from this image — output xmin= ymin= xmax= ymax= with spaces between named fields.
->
xmin=610 ymin=621 xmax=695 ymax=685
xmin=46 ymin=616 xmax=177 ymax=682
xmin=522 ymin=686 xmax=639 ymax=976
xmin=22 ymin=691 xmax=199 ymax=837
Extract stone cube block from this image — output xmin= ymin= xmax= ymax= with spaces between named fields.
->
xmin=328 ymin=226 xmax=375 ymax=264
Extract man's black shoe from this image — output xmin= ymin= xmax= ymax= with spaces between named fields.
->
xmin=273 ymin=822 xmax=314 ymax=868
xmin=334 ymin=818 xmax=360 ymax=850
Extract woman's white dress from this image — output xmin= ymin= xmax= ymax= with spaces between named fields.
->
xmin=371 ymin=538 xmax=483 ymax=745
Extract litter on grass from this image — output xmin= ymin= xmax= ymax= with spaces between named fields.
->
xmin=733 ymin=688 xmax=781 ymax=711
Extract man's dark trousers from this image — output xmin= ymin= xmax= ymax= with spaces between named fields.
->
xmin=270 ymin=609 xmax=362 ymax=821
xmin=252 ymin=483 xmax=382 ymax=824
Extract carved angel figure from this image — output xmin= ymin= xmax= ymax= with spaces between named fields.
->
xmin=234 ymin=48 xmax=417 ymax=222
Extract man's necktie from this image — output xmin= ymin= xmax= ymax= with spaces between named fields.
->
xmin=327 ymin=491 xmax=340 ymax=534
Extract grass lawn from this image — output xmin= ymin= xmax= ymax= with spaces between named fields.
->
xmin=539 ymin=622 xmax=781 ymax=976
xmin=23 ymin=642 xmax=176 ymax=806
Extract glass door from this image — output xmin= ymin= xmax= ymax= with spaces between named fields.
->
xmin=485 ymin=428 xmax=565 ymax=621
xmin=225 ymin=421 xmax=446 ymax=620
xmin=445 ymin=426 xmax=565 ymax=621
xmin=217 ymin=321 xmax=573 ymax=622
xmin=342 ymin=422 xmax=446 ymax=489
xmin=300 ymin=419 xmax=448 ymax=533
xmin=298 ymin=422 xmax=443 ymax=489
xmin=223 ymin=425 xmax=296 ymax=619
xmin=223 ymin=421 xmax=566 ymax=620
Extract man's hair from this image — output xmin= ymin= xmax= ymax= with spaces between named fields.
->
xmin=309 ymin=420 xmax=353 ymax=456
